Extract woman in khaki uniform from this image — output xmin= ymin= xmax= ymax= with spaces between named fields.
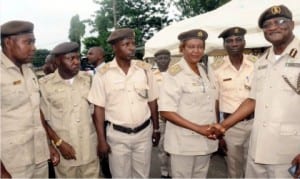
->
xmin=158 ymin=29 xmax=218 ymax=178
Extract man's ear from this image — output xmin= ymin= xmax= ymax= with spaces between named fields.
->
xmin=54 ymin=56 xmax=61 ymax=66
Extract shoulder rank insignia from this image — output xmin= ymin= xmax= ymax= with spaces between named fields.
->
xmin=168 ymin=64 xmax=182 ymax=76
xmin=98 ymin=63 xmax=110 ymax=74
xmin=210 ymin=59 xmax=224 ymax=70
xmin=135 ymin=60 xmax=151 ymax=70
xmin=246 ymin=55 xmax=258 ymax=63
xmin=38 ymin=73 xmax=54 ymax=84
xmin=289 ymin=48 xmax=298 ymax=58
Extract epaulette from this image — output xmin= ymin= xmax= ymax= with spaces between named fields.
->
xmin=135 ymin=60 xmax=152 ymax=70
xmin=38 ymin=73 xmax=55 ymax=84
xmin=98 ymin=63 xmax=110 ymax=75
xmin=246 ymin=55 xmax=258 ymax=63
xmin=210 ymin=58 xmax=224 ymax=70
xmin=260 ymin=48 xmax=270 ymax=60
xmin=168 ymin=64 xmax=182 ymax=76
xmin=79 ymin=71 xmax=91 ymax=79
xmin=154 ymin=70 xmax=160 ymax=75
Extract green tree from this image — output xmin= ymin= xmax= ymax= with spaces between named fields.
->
xmin=174 ymin=0 xmax=230 ymax=18
xmin=32 ymin=49 xmax=50 ymax=67
xmin=82 ymin=0 xmax=172 ymax=61
xmin=69 ymin=14 xmax=86 ymax=51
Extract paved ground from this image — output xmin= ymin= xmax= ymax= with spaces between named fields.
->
xmin=150 ymin=147 xmax=227 ymax=178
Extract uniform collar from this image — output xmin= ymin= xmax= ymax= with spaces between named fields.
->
xmin=268 ymin=37 xmax=299 ymax=60
xmin=224 ymin=54 xmax=252 ymax=68
xmin=1 ymin=51 xmax=21 ymax=70
xmin=95 ymin=61 xmax=105 ymax=71
xmin=180 ymin=57 xmax=204 ymax=76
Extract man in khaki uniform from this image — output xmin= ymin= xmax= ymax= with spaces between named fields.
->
xmin=39 ymin=42 xmax=99 ymax=178
xmin=87 ymin=46 xmax=111 ymax=178
xmin=87 ymin=46 xmax=106 ymax=73
xmin=153 ymin=49 xmax=172 ymax=178
xmin=0 ymin=20 xmax=51 ymax=178
xmin=217 ymin=5 xmax=300 ymax=178
xmin=88 ymin=28 xmax=160 ymax=178
xmin=43 ymin=54 xmax=57 ymax=75
xmin=210 ymin=27 xmax=256 ymax=178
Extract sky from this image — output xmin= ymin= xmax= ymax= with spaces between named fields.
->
xmin=1 ymin=0 xmax=99 ymax=50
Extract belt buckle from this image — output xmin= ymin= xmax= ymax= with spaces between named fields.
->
xmin=126 ymin=128 xmax=134 ymax=134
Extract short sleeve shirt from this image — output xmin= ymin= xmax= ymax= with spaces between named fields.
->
xmin=210 ymin=55 xmax=255 ymax=113
xmin=88 ymin=59 xmax=159 ymax=127
xmin=158 ymin=58 xmax=218 ymax=155
xmin=39 ymin=70 xmax=97 ymax=166
xmin=248 ymin=37 xmax=300 ymax=164
xmin=1 ymin=52 xmax=49 ymax=169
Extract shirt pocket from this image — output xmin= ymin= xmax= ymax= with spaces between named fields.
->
xmin=47 ymin=89 xmax=66 ymax=109
xmin=281 ymin=70 xmax=299 ymax=92
xmin=1 ymin=83 xmax=28 ymax=108
xmin=280 ymin=124 xmax=300 ymax=136
xmin=220 ymin=78 xmax=234 ymax=91
xmin=278 ymin=124 xmax=300 ymax=155
xmin=134 ymin=83 xmax=149 ymax=101
xmin=80 ymin=81 xmax=91 ymax=99
xmin=108 ymin=82 xmax=125 ymax=105
xmin=182 ymin=84 xmax=201 ymax=105
xmin=2 ymin=134 xmax=33 ymax=167
xmin=255 ymin=70 xmax=267 ymax=91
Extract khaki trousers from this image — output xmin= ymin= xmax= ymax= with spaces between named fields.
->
xmin=9 ymin=160 xmax=48 ymax=178
xmin=55 ymin=159 xmax=100 ymax=178
xmin=158 ymin=120 xmax=171 ymax=176
xmin=245 ymin=155 xmax=291 ymax=178
xmin=224 ymin=119 xmax=253 ymax=178
xmin=171 ymin=154 xmax=211 ymax=178
xmin=107 ymin=123 xmax=152 ymax=178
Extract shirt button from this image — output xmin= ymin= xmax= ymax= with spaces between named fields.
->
xmin=73 ymin=104 xmax=78 ymax=107
xmin=265 ymin=104 xmax=268 ymax=108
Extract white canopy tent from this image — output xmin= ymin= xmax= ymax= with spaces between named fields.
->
xmin=144 ymin=0 xmax=300 ymax=58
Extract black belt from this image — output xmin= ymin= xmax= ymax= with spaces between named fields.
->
xmin=108 ymin=119 xmax=150 ymax=134
xmin=223 ymin=112 xmax=254 ymax=121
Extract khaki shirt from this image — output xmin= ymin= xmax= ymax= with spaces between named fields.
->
xmin=39 ymin=70 xmax=97 ymax=166
xmin=158 ymin=58 xmax=218 ymax=155
xmin=1 ymin=52 xmax=49 ymax=169
xmin=88 ymin=59 xmax=159 ymax=127
xmin=210 ymin=55 xmax=256 ymax=113
xmin=153 ymin=69 xmax=164 ymax=87
xmin=249 ymin=37 xmax=300 ymax=164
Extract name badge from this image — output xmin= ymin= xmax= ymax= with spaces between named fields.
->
xmin=13 ymin=80 xmax=22 ymax=85
xmin=223 ymin=78 xmax=232 ymax=81
xmin=258 ymin=65 xmax=268 ymax=70
xmin=285 ymin=63 xmax=300 ymax=68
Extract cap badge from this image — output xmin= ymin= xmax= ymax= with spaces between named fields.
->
xmin=197 ymin=31 xmax=203 ymax=37
xmin=271 ymin=6 xmax=281 ymax=15
xmin=234 ymin=28 xmax=239 ymax=34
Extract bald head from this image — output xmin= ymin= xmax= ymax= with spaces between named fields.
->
xmin=87 ymin=47 xmax=105 ymax=67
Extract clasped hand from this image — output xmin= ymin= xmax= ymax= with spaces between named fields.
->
xmin=198 ymin=123 xmax=226 ymax=140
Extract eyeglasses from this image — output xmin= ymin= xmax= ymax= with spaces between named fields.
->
xmin=262 ymin=17 xmax=291 ymax=30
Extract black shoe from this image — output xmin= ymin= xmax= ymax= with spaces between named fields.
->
xmin=161 ymin=175 xmax=171 ymax=178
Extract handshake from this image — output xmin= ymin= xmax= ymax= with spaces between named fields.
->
xmin=197 ymin=123 xmax=227 ymax=140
